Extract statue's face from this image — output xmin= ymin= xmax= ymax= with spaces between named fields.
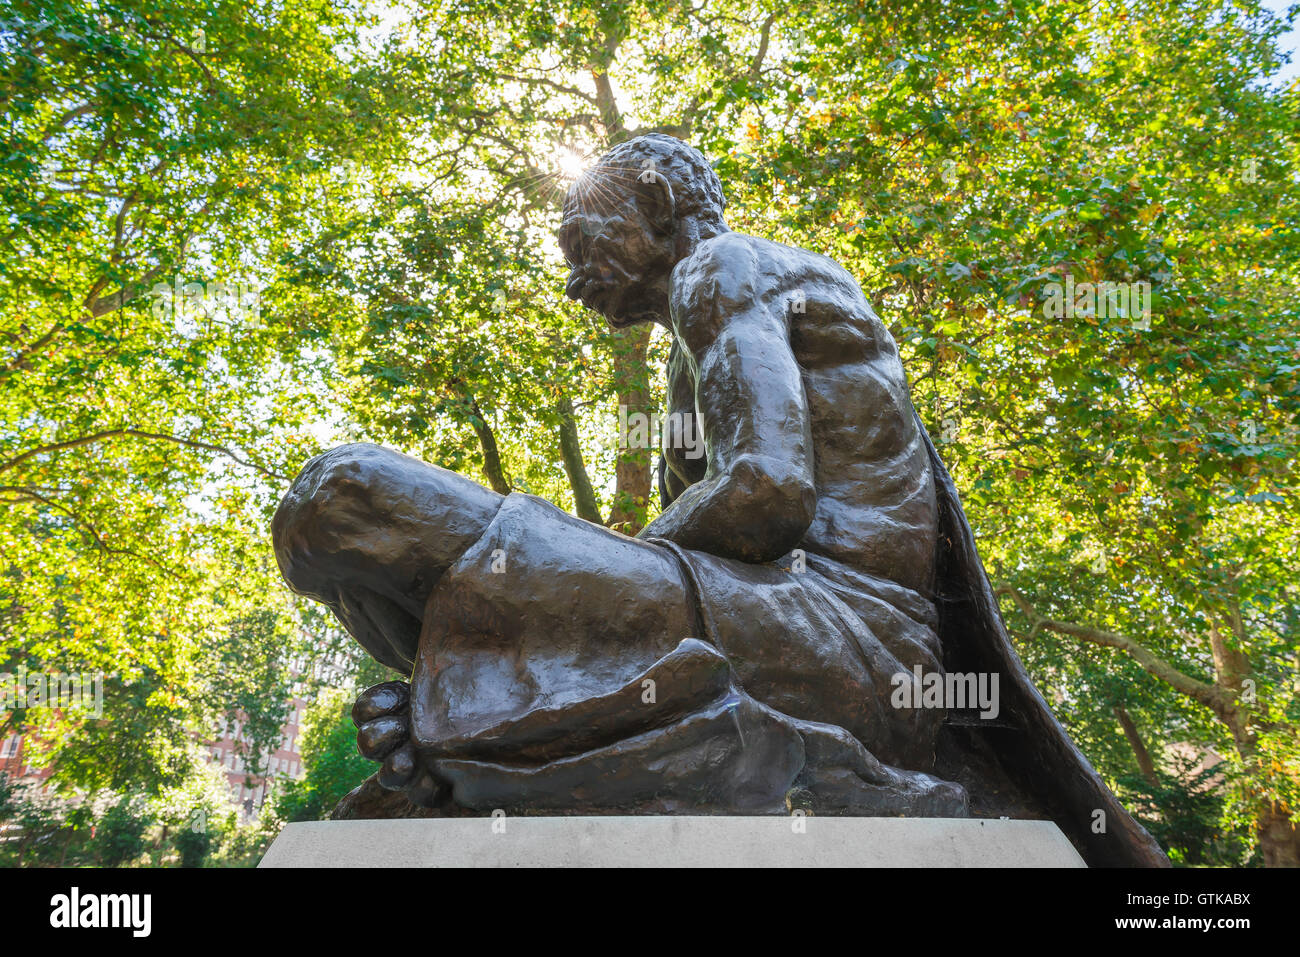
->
xmin=559 ymin=172 xmax=676 ymax=328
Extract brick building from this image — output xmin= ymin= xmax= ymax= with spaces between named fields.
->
xmin=206 ymin=698 xmax=308 ymax=818
xmin=3 ymin=651 xmax=350 ymax=817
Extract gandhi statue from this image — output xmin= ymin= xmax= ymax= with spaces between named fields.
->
xmin=271 ymin=134 xmax=1168 ymax=866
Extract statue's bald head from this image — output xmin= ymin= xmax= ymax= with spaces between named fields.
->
xmin=560 ymin=134 xmax=728 ymax=327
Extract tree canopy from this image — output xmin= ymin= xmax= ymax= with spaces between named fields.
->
xmin=1 ymin=0 xmax=1297 ymax=865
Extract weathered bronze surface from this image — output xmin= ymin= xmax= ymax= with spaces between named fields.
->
xmin=272 ymin=134 xmax=1168 ymax=866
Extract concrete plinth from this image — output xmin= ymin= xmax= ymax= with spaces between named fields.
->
xmin=259 ymin=816 xmax=1085 ymax=867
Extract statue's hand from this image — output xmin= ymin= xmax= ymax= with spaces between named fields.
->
xmin=351 ymin=680 xmax=443 ymax=805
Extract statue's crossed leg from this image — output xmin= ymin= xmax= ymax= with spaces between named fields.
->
xmin=352 ymin=641 xmax=967 ymax=817
xmin=274 ymin=443 xmax=967 ymax=817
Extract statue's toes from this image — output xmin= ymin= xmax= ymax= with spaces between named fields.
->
xmin=405 ymin=768 xmax=445 ymax=809
xmin=357 ymin=714 xmax=408 ymax=761
xmin=925 ymin=778 xmax=970 ymax=818
xmin=376 ymin=742 xmax=417 ymax=791
xmin=352 ymin=680 xmax=410 ymax=726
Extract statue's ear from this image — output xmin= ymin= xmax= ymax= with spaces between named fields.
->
xmin=635 ymin=169 xmax=676 ymax=237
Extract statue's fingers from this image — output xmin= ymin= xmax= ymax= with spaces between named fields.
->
xmin=356 ymin=714 xmax=408 ymax=761
xmin=351 ymin=680 xmax=410 ymax=726
xmin=377 ymin=742 xmax=417 ymax=791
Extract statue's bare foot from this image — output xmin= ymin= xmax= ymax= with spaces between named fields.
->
xmin=790 ymin=717 xmax=970 ymax=817
xmin=351 ymin=680 xmax=443 ymax=807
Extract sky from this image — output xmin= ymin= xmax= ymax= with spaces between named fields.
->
xmin=1261 ymin=0 xmax=1300 ymax=85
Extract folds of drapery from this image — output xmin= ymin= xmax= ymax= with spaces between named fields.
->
xmin=404 ymin=492 xmax=951 ymax=811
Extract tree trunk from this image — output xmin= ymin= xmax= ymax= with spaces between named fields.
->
xmin=1212 ymin=687 xmax=1300 ymax=867
xmin=1257 ymin=804 xmax=1300 ymax=868
xmin=996 ymin=585 xmax=1300 ymax=866
xmin=1205 ymin=622 xmax=1299 ymax=866
xmin=1113 ymin=705 xmax=1159 ymax=787
xmin=606 ymin=325 xmax=651 ymax=534
xmin=465 ymin=394 xmax=511 ymax=495
xmin=556 ymin=395 xmax=603 ymax=523
xmin=586 ymin=20 xmax=650 ymax=533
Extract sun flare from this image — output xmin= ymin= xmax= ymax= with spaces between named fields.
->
xmin=555 ymin=147 xmax=589 ymax=180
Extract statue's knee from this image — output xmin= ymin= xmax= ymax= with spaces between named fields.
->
xmin=271 ymin=442 xmax=497 ymax=606
xmin=272 ymin=443 xmax=391 ymax=592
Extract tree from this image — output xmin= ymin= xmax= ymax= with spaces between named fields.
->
xmin=3 ymin=0 xmax=1296 ymax=865
xmin=1 ymin=0 xmax=385 ymax=790
xmin=94 ymin=794 xmax=149 ymax=866
xmin=268 ymin=682 xmax=381 ymax=822
xmin=273 ymin=0 xmax=794 ymax=532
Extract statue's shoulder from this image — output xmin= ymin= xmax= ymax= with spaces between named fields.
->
xmin=675 ymin=233 xmax=860 ymax=296
xmin=670 ymin=233 xmax=867 ymax=342
xmin=672 ymin=232 xmax=762 ymax=284
xmin=669 ymin=233 xmax=786 ymax=327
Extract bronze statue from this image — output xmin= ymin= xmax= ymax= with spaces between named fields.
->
xmin=271 ymin=134 xmax=1168 ymax=866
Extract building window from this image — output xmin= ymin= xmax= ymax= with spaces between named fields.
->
xmin=0 ymin=734 xmax=20 ymax=759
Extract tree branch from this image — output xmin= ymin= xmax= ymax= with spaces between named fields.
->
xmin=994 ymin=584 xmax=1230 ymax=713
xmin=556 ymin=394 xmax=602 ymax=523
xmin=749 ymin=13 xmax=777 ymax=81
xmin=40 ymin=103 xmax=94 ymax=143
xmin=1113 ymin=704 xmax=1159 ymax=786
xmin=0 ymin=485 xmax=175 ymax=573
xmin=590 ymin=19 xmax=628 ymax=144
xmin=1 ymin=321 xmax=64 ymax=375
xmin=0 ymin=429 xmax=287 ymax=481
xmin=495 ymin=71 xmax=598 ymax=104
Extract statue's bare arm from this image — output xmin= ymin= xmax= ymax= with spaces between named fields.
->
xmin=638 ymin=238 xmax=816 ymax=563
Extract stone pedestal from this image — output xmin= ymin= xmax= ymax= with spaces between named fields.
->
xmin=259 ymin=816 xmax=1086 ymax=867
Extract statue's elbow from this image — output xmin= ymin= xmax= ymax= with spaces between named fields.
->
xmin=725 ymin=456 xmax=816 ymax=563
